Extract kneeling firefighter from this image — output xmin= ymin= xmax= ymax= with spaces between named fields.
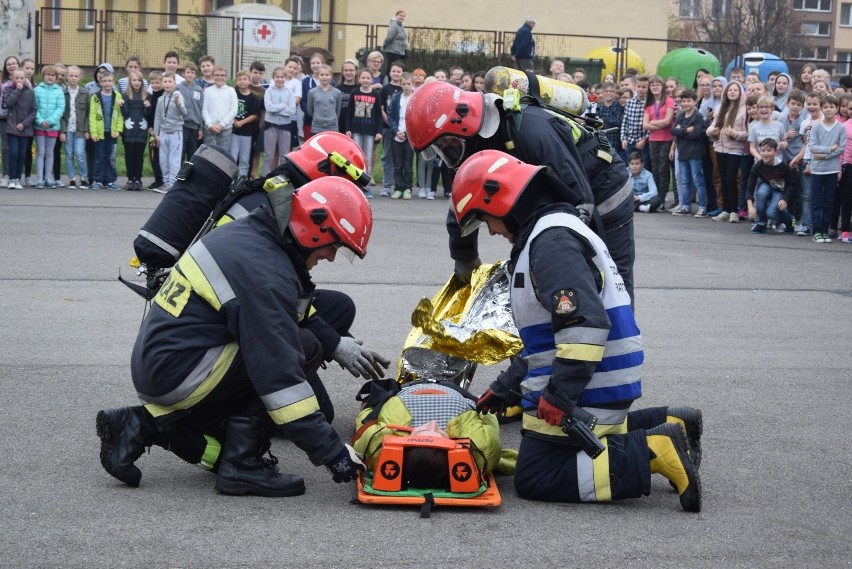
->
xmin=405 ymin=75 xmax=636 ymax=304
xmin=452 ymin=150 xmax=703 ymax=512
xmin=129 ymin=134 xmax=388 ymax=424
xmin=98 ymin=174 xmax=376 ymax=496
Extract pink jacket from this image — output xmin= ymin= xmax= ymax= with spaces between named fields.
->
xmin=842 ymin=120 xmax=852 ymax=166
xmin=709 ymin=103 xmax=748 ymax=155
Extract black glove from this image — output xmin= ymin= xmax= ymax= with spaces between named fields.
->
xmin=326 ymin=443 xmax=366 ymax=483
xmin=453 ymin=257 xmax=482 ymax=285
xmin=332 ymin=337 xmax=391 ymax=380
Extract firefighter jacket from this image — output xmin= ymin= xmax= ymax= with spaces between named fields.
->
xmin=131 ymin=206 xmax=343 ymax=466
xmin=496 ymin=205 xmax=643 ymax=441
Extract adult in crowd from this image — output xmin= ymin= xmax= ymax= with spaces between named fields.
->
xmin=511 ymin=16 xmax=536 ymax=72
xmin=382 ymin=10 xmax=408 ymax=69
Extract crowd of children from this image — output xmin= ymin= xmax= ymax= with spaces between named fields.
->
xmin=2 ymin=51 xmax=852 ymax=242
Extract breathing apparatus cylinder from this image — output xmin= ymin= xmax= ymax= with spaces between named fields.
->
xmin=133 ymin=145 xmax=239 ymax=270
xmin=484 ymin=66 xmax=588 ymax=116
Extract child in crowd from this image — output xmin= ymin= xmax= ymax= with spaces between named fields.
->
xmin=670 ymin=89 xmax=707 ymax=216
xmin=121 ymin=70 xmax=149 ymax=191
xmin=707 ymin=81 xmax=747 ymax=223
xmin=33 ymin=65 xmax=65 ymax=188
xmin=344 ymin=68 xmax=382 ymax=197
xmin=62 ymin=65 xmax=88 ymax=188
xmin=781 ymin=90 xmax=806 ymax=228
xmin=598 ymin=81 xmax=625 ymax=163
xmin=263 ymin=66 xmax=296 ymax=175
xmin=790 ymin=92 xmax=824 ymax=236
xmin=117 ymin=55 xmax=148 ymax=95
xmin=248 ymin=60 xmax=267 ymax=178
xmin=337 ymin=59 xmax=359 ymax=133
xmin=746 ymin=138 xmax=799 ymax=234
xmin=387 ymin=72 xmax=415 ymax=200
xmin=837 ymin=103 xmax=852 ymax=242
xmin=178 ymin=61 xmax=204 ymax=161
xmin=0 ymin=56 xmax=21 ymax=187
xmin=153 ymin=72 xmax=186 ymax=192
xmin=643 ymin=75 xmax=675 ymax=209
xmin=300 ymin=53 xmax=327 ymax=140
xmin=20 ymin=58 xmax=37 ymax=186
xmin=88 ymin=70 xmax=123 ymax=190
xmin=145 ymin=71 xmax=165 ymax=190
xmin=202 ymin=66 xmax=237 ymax=148
xmin=738 ymin=95 xmax=761 ymax=219
xmin=50 ymin=63 xmax=67 ymax=187
xmin=628 ymin=152 xmax=662 ymax=212
xmin=3 ymin=69 xmax=36 ymax=189
xmin=229 ymin=70 xmax=260 ymax=177
xmin=379 ymin=61 xmax=404 ymax=196
xmin=773 ymin=73 xmax=792 ymax=111
xmin=283 ymin=57 xmax=303 ymax=152
xmin=196 ymin=55 xmax=215 ymax=89
xmin=306 ymin=64 xmax=341 ymax=135
xmin=748 ymin=95 xmax=787 ymax=160
xmin=162 ymin=51 xmax=185 ymax=84
xmin=808 ymin=94 xmax=846 ymax=243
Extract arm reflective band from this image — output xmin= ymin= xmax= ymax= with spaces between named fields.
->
xmin=555 ymin=343 xmax=606 ymax=362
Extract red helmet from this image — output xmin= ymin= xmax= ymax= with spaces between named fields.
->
xmin=451 ymin=150 xmax=544 ymax=237
xmin=288 ymin=177 xmax=372 ymax=259
xmin=406 ymin=82 xmax=499 ymax=168
xmin=287 ymin=131 xmax=368 ymax=184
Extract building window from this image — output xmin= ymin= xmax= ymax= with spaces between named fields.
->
xmin=793 ymin=0 xmax=831 ymax=10
xmin=167 ymin=0 xmax=178 ymax=29
xmin=45 ymin=0 xmax=61 ymax=29
xmin=291 ymin=0 xmax=320 ymax=29
xmin=137 ymin=0 xmax=148 ymax=29
xmin=838 ymin=52 xmax=852 ymax=75
xmin=679 ymin=0 xmax=701 ymax=19
xmin=841 ymin=2 xmax=852 ymax=25
xmin=795 ymin=46 xmax=830 ymax=59
xmin=801 ymin=21 xmax=831 ymax=35
xmin=84 ymin=0 xmax=95 ymax=29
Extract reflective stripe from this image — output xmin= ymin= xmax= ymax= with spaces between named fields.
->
xmin=596 ymin=178 xmax=633 ymax=217
xmin=525 ymin=349 xmax=555 ymax=369
xmin=577 ymin=450 xmax=596 ymax=502
xmin=556 ymin=343 xmax=605 ymax=362
xmin=193 ymin=144 xmax=239 ymax=180
xmin=141 ymin=342 xmax=239 ymax=416
xmin=268 ymin=395 xmax=320 ymax=425
xmin=261 ymin=382 xmax=316 ymax=412
xmin=138 ymin=230 xmax=181 ymax=260
xmin=225 ymin=202 xmax=251 ymax=221
xmin=554 ymin=327 xmax=610 ymax=347
xmin=180 ymin=241 xmax=236 ymax=310
xmin=585 ymin=408 xmax=629 ymax=428
xmin=198 ymin=434 xmax=221 ymax=470
xmin=604 ymin=336 xmax=643 ymax=358
xmin=520 ymin=374 xmax=550 ymax=393
xmin=592 ymin=437 xmax=612 ymax=501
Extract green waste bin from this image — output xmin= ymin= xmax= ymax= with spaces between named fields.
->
xmin=563 ymin=57 xmax=606 ymax=83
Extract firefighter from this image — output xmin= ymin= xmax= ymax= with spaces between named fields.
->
xmin=406 ymin=80 xmax=636 ymax=304
xmin=452 ymin=150 xmax=702 ymax=512
xmin=97 ymin=175 xmax=382 ymax=497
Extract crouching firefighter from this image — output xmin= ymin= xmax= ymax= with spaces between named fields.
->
xmin=97 ymin=175 xmax=378 ymax=496
xmin=452 ymin=150 xmax=703 ymax=512
xmin=127 ymin=134 xmax=387 ymax=424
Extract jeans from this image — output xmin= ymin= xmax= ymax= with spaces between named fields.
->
xmin=416 ymin=151 xmax=434 ymax=190
xmin=648 ymin=141 xmax=672 ymax=203
xmin=380 ymin=126 xmax=394 ymax=188
xmin=800 ymin=161 xmax=812 ymax=229
xmin=204 ymin=127 xmax=232 ymax=152
xmin=65 ymin=132 xmax=87 ymax=180
xmin=0 ymin=119 xmax=8 ymax=176
xmin=263 ymin=123 xmax=291 ymax=176
xmin=35 ymin=134 xmax=57 ymax=183
xmin=182 ymin=124 xmax=201 ymax=162
xmin=753 ymin=183 xmax=790 ymax=225
xmin=352 ymin=133 xmax=375 ymax=177
xmin=159 ymin=130 xmax=183 ymax=186
xmin=811 ymin=172 xmax=838 ymax=234
xmin=229 ymin=134 xmax=253 ymax=176
xmin=93 ymin=135 xmax=117 ymax=184
xmin=391 ymin=137 xmax=413 ymax=189
xmin=677 ymin=158 xmax=706 ymax=210
xmin=8 ymin=133 xmax=29 ymax=179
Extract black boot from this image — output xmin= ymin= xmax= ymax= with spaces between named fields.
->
xmin=667 ymin=407 xmax=703 ymax=468
xmin=96 ymin=406 xmax=155 ymax=487
xmin=214 ymin=416 xmax=305 ymax=497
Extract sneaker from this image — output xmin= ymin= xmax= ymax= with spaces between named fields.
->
xmin=369 ymin=179 xmax=376 ymax=186
xmin=9 ymin=179 xmax=22 ymax=190
xmin=667 ymin=202 xmax=682 ymax=212
xmin=79 ymin=180 xmax=90 ymax=189
xmin=443 ymin=192 xmax=452 ymax=199
xmin=823 ymin=233 xmax=833 ymax=243
xmin=36 ymin=179 xmax=45 ymax=189
xmin=773 ymin=222 xmax=786 ymax=234
xmin=418 ymin=187 xmax=428 ymax=199
xmin=53 ymin=179 xmax=65 ymax=188
xmin=381 ymin=187 xmax=392 ymax=197
xmin=712 ymin=211 xmax=729 ymax=221
xmin=26 ymin=176 xmax=36 ymax=187
xmin=738 ymin=209 xmax=747 ymax=220
xmin=672 ymin=208 xmax=691 ymax=216
xmin=638 ymin=204 xmax=651 ymax=213
xmin=706 ymin=208 xmax=723 ymax=217
xmin=828 ymin=229 xmax=838 ymax=240
xmin=842 ymin=231 xmax=852 ymax=243
xmin=364 ymin=189 xmax=374 ymax=199
xmin=693 ymin=209 xmax=708 ymax=218
xmin=68 ymin=180 xmax=77 ymax=188
xmin=402 ymin=189 xmax=412 ymax=200
xmin=0 ymin=175 xmax=8 ymax=187
xmin=795 ymin=226 xmax=809 ymax=236
xmin=107 ymin=182 xmax=120 ymax=190
xmin=750 ymin=223 xmax=767 ymax=234
xmin=656 ymin=204 xmax=667 ymax=213
xmin=390 ymin=190 xmax=402 ymax=199
xmin=5 ymin=178 xmax=13 ymax=189
xmin=728 ymin=212 xmax=739 ymax=223
xmin=813 ymin=233 xmax=825 ymax=243
xmin=426 ymin=191 xmax=436 ymax=200
xmin=92 ymin=182 xmax=104 ymax=190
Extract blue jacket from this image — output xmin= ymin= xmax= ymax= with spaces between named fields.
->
xmin=511 ymin=23 xmax=535 ymax=60
xmin=34 ymin=82 xmax=66 ymax=132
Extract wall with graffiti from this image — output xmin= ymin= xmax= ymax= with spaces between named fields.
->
xmin=1 ymin=0 xmax=36 ymax=61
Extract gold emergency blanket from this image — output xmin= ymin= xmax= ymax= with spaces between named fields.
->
xmin=397 ymin=262 xmax=523 ymax=388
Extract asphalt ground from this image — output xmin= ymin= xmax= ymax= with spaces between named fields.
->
xmin=1 ymin=184 xmax=851 ymax=568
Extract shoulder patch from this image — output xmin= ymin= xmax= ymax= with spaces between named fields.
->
xmin=553 ymin=289 xmax=577 ymax=315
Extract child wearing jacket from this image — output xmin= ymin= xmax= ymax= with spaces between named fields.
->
xmin=3 ymin=69 xmax=36 ymax=189
xmin=121 ymin=70 xmax=149 ymax=191
xmin=33 ymin=65 xmax=66 ymax=188
xmin=62 ymin=65 xmax=89 ymax=188
xmin=88 ymin=70 xmax=124 ymax=190
xmin=154 ymin=72 xmax=187 ymax=191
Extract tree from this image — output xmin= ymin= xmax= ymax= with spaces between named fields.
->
xmin=675 ymin=0 xmax=809 ymax=63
